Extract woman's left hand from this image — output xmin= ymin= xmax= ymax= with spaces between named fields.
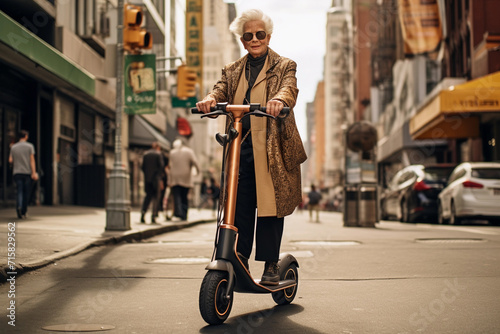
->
xmin=266 ymin=99 xmax=283 ymax=117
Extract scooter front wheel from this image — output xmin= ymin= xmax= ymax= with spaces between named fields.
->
xmin=199 ymin=270 xmax=233 ymax=325
xmin=272 ymin=263 xmax=298 ymax=305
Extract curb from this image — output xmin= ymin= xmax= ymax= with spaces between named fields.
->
xmin=0 ymin=218 xmax=215 ymax=283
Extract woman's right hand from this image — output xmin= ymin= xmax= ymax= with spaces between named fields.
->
xmin=196 ymin=97 xmax=216 ymax=113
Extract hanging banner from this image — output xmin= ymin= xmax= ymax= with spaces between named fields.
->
xmin=398 ymin=0 xmax=443 ymax=56
xmin=124 ymin=54 xmax=156 ymax=115
xmin=186 ymin=0 xmax=203 ymax=94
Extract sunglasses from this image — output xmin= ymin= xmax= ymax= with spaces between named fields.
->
xmin=242 ymin=31 xmax=267 ymax=42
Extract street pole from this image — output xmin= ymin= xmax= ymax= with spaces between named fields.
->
xmin=106 ymin=0 xmax=131 ymax=230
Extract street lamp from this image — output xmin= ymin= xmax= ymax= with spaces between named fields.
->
xmin=106 ymin=0 xmax=131 ymax=230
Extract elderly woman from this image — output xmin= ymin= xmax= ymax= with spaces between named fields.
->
xmin=196 ymin=9 xmax=306 ymax=285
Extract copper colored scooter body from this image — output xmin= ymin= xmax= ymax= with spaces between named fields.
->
xmin=195 ymin=103 xmax=299 ymax=325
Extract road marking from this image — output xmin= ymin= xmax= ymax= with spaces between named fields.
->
xmin=445 ymin=227 xmax=499 ymax=235
xmin=420 ymin=225 xmax=498 ymax=235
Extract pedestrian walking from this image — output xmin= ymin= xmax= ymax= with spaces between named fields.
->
xmin=308 ymin=184 xmax=322 ymax=222
xmin=208 ymin=177 xmax=220 ymax=215
xmin=198 ymin=177 xmax=210 ymax=209
xmin=156 ymin=150 xmax=169 ymax=220
xmin=195 ymin=9 xmax=307 ymax=285
xmin=9 ymin=130 xmax=38 ymax=219
xmin=140 ymin=142 xmax=164 ymax=224
xmin=168 ymin=139 xmax=199 ymax=221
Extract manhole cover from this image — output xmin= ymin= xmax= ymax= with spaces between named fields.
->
xmin=415 ymin=238 xmax=486 ymax=244
xmin=292 ymin=240 xmax=361 ymax=246
xmin=42 ymin=324 xmax=115 ymax=332
xmin=147 ymin=257 xmax=211 ymax=264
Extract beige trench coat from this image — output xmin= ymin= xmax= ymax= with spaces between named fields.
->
xmin=206 ymin=48 xmax=307 ymax=218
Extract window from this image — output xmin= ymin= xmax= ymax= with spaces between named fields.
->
xmin=471 ymin=168 xmax=500 ymax=180
xmin=74 ymin=0 xmax=109 ymax=53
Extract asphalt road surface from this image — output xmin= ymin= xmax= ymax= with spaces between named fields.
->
xmin=1 ymin=210 xmax=500 ymax=333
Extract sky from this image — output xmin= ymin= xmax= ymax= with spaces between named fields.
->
xmin=233 ymin=0 xmax=333 ymax=139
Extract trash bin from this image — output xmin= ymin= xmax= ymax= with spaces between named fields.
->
xmin=343 ymin=186 xmax=358 ymax=227
xmin=358 ymin=185 xmax=378 ymax=227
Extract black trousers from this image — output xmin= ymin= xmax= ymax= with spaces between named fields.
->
xmin=141 ymin=182 xmax=159 ymax=217
xmin=235 ymin=139 xmax=284 ymax=263
xmin=172 ymin=185 xmax=189 ymax=220
xmin=14 ymin=174 xmax=32 ymax=215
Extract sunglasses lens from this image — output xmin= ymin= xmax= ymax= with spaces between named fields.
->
xmin=243 ymin=33 xmax=253 ymax=41
xmin=256 ymin=31 xmax=266 ymax=40
xmin=242 ymin=31 xmax=266 ymax=41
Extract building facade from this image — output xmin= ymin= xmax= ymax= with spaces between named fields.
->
xmin=187 ymin=0 xmax=240 ymax=205
xmin=323 ymin=5 xmax=353 ymax=196
xmin=0 ymin=1 xmax=120 ymax=207
xmin=373 ymin=0 xmax=500 ymax=188
xmin=0 ymin=0 xmax=204 ymax=208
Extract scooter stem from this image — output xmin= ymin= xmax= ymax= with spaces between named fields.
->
xmin=223 ymin=108 xmax=245 ymax=226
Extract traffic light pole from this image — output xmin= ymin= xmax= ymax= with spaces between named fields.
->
xmin=106 ymin=0 xmax=131 ymax=230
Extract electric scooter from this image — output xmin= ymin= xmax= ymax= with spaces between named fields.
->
xmin=191 ymin=103 xmax=299 ymax=325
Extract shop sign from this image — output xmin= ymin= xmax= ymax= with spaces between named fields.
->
xmin=186 ymin=0 xmax=203 ymax=93
xmin=124 ymin=54 xmax=156 ymax=114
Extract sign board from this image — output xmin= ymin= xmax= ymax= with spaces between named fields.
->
xmin=124 ymin=54 xmax=156 ymax=114
xmin=172 ymin=95 xmax=198 ymax=108
xmin=397 ymin=0 xmax=443 ymax=55
xmin=186 ymin=0 xmax=203 ymax=94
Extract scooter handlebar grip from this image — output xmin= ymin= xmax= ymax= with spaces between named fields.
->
xmin=260 ymin=107 xmax=290 ymax=117
xmin=191 ymin=108 xmax=204 ymax=114
xmin=191 ymin=107 xmax=218 ymax=114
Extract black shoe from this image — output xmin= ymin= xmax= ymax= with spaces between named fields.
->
xmin=140 ymin=212 xmax=145 ymax=223
xmin=237 ymin=252 xmax=249 ymax=271
xmin=260 ymin=261 xmax=280 ymax=286
xmin=17 ymin=208 xmax=22 ymax=219
xmin=151 ymin=216 xmax=156 ymax=224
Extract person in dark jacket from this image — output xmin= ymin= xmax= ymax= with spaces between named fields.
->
xmin=140 ymin=142 xmax=164 ymax=223
xmin=156 ymin=151 xmax=169 ymax=220
xmin=308 ymin=184 xmax=322 ymax=222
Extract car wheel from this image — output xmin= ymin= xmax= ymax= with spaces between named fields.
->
xmin=400 ymin=200 xmax=408 ymax=223
xmin=450 ymin=202 xmax=462 ymax=225
xmin=438 ymin=202 xmax=448 ymax=225
xmin=489 ymin=219 xmax=500 ymax=226
xmin=380 ymin=200 xmax=389 ymax=220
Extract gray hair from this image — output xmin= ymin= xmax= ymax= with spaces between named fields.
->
xmin=229 ymin=9 xmax=274 ymax=37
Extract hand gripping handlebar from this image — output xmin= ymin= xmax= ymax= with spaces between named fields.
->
xmin=191 ymin=103 xmax=290 ymax=119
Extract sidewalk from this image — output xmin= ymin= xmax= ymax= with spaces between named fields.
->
xmin=0 ymin=205 xmax=216 ymax=282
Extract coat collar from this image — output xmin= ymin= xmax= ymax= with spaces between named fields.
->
xmin=235 ymin=47 xmax=281 ymax=73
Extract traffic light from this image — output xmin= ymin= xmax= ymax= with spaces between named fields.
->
xmin=123 ymin=4 xmax=152 ymax=53
xmin=177 ymin=64 xmax=197 ymax=99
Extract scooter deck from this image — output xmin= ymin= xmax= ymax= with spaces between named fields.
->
xmin=252 ymin=279 xmax=297 ymax=292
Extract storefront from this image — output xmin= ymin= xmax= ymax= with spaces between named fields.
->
xmin=0 ymin=9 xmax=116 ymax=207
xmin=410 ymin=71 xmax=500 ymax=162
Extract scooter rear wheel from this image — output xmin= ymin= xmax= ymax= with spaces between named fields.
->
xmin=199 ymin=270 xmax=233 ymax=325
xmin=272 ymin=263 xmax=298 ymax=305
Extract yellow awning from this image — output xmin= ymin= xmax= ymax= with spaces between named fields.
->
xmin=410 ymin=71 xmax=500 ymax=139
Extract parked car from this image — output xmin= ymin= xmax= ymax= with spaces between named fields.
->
xmin=438 ymin=162 xmax=500 ymax=225
xmin=380 ymin=164 xmax=455 ymax=223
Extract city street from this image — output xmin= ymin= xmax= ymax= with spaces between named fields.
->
xmin=1 ymin=210 xmax=500 ymax=333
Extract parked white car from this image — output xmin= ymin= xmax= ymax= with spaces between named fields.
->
xmin=438 ymin=162 xmax=500 ymax=225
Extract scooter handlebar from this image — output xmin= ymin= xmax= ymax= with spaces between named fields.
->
xmin=191 ymin=105 xmax=290 ymax=118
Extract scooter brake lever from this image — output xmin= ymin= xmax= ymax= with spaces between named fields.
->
xmin=200 ymin=110 xmax=227 ymax=118
xmin=244 ymin=110 xmax=276 ymax=120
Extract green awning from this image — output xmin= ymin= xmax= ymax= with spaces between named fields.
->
xmin=0 ymin=10 xmax=95 ymax=96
